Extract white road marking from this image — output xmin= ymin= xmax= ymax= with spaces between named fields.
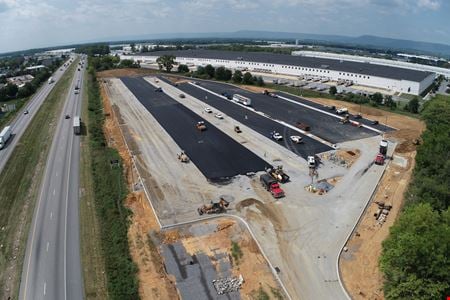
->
xmin=46 ymin=242 xmax=49 ymax=252
xmin=53 ymin=189 xmax=56 ymax=196
xmin=56 ymin=172 xmax=58 ymax=177
xmin=43 ymin=282 xmax=46 ymax=295
xmin=50 ymin=212 xmax=53 ymax=220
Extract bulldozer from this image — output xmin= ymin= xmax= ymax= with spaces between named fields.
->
xmin=197 ymin=198 xmax=230 ymax=215
xmin=177 ymin=151 xmax=189 ymax=163
xmin=339 ymin=114 xmax=350 ymax=124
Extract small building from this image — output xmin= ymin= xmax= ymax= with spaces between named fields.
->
xmin=6 ymin=74 xmax=34 ymax=88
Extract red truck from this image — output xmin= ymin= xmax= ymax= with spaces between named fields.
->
xmin=260 ymin=174 xmax=285 ymax=198
xmin=374 ymin=153 xmax=385 ymax=165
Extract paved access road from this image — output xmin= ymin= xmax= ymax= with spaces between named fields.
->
xmin=185 ymin=79 xmax=385 ymax=143
xmin=19 ymin=57 xmax=84 ymax=300
xmin=0 ymin=58 xmax=74 ymax=173
xmin=161 ymin=78 xmax=332 ymax=158
xmin=121 ymin=77 xmax=270 ymax=181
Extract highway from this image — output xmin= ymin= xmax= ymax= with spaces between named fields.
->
xmin=0 ymin=57 xmax=74 ymax=173
xmin=19 ymin=57 xmax=84 ymax=300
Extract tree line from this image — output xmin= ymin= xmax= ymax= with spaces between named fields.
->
xmin=380 ymin=94 xmax=450 ymax=299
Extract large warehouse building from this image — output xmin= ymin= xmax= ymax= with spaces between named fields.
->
xmin=121 ymin=50 xmax=435 ymax=95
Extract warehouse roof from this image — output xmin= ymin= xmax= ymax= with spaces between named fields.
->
xmin=139 ymin=49 xmax=433 ymax=82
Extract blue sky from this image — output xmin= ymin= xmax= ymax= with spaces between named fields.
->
xmin=0 ymin=0 xmax=449 ymax=53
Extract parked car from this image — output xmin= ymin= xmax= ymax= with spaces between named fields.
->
xmin=290 ymin=135 xmax=303 ymax=144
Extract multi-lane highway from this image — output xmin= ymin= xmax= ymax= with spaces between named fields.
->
xmin=0 ymin=58 xmax=74 ymax=173
xmin=19 ymin=57 xmax=84 ymax=300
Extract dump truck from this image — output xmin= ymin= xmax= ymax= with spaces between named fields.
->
xmin=0 ymin=126 xmax=12 ymax=149
xmin=260 ymin=174 xmax=285 ymax=198
xmin=177 ymin=151 xmax=189 ymax=163
xmin=267 ymin=166 xmax=290 ymax=183
xmin=198 ymin=198 xmax=230 ymax=215
xmin=379 ymin=140 xmax=388 ymax=155
xmin=196 ymin=121 xmax=207 ymax=131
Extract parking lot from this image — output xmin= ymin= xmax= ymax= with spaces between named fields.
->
xmin=121 ymin=77 xmax=270 ymax=181
xmin=163 ymin=79 xmax=332 ymax=158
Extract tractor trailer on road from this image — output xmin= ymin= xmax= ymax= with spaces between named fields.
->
xmin=0 ymin=126 xmax=12 ymax=149
xmin=73 ymin=116 xmax=81 ymax=135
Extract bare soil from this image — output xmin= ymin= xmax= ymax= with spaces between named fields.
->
xmin=100 ymin=82 xmax=178 ymax=300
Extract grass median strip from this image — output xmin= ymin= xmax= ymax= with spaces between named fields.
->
xmin=84 ymin=63 xmax=138 ymax=299
xmin=0 ymin=59 xmax=78 ymax=299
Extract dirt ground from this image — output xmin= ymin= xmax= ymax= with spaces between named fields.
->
xmin=309 ymin=98 xmax=426 ymax=299
xmin=161 ymin=219 xmax=283 ymax=299
xmin=100 ymin=82 xmax=179 ymax=300
xmin=97 ymin=68 xmax=158 ymax=78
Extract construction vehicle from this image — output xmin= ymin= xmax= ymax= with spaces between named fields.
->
xmin=290 ymin=135 xmax=303 ymax=144
xmin=267 ymin=166 xmax=290 ymax=183
xmin=232 ymin=94 xmax=251 ymax=106
xmin=196 ymin=121 xmax=207 ymax=131
xmin=339 ymin=114 xmax=350 ymax=124
xmin=234 ymin=126 xmax=242 ymax=133
xmin=379 ymin=140 xmax=388 ymax=155
xmin=307 ymin=156 xmax=316 ymax=168
xmin=262 ymin=90 xmax=278 ymax=98
xmin=374 ymin=153 xmax=385 ymax=165
xmin=336 ymin=107 xmax=348 ymax=115
xmin=177 ymin=151 xmax=189 ymax=163
xmin=271 ymin=131 xmax=283 ymax=141
xmin=296 ymin=122 xmax=310 ymax=131
xmin=260 ymin=174 xmax=285 ymax=198
xmin=197 ymin=198 xmax=230 ymax=215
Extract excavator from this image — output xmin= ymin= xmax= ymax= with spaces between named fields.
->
xmin=339 ymin=114 xmax=350 ymax=124
xmin=197 ymin=198 xmax=230 ymax=215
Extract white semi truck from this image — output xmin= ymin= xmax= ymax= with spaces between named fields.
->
xmin=73 ymin=116 xmax=81 ymax=135
xmin=232 ymin=94 xmax=252 ymax=106
xmin=0 ymin=126 xmax=12 ymax=149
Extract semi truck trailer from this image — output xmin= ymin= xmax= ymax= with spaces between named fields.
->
xmin=0 ymin=126 xmax=12 ymax=149
xmin=73 ymin=116 xmax=81 ymax=135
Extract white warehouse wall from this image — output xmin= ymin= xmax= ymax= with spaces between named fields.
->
xmin=122 ymin=54 xmax=432 ymax=95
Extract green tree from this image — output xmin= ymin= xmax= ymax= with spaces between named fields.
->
xmin=196 ymin=66 xmax=205 ymax=75
xmin=242 ymin=72 xmax=253 ymax=84
xmin=215 ymin=66 xmax=227 ymax=80
xmin=224 ymin=69 xmax=232 ymax=81
xmin=4 ymin=83 xmax=18 ymax=98
xmin=177 ymin=64 xmax=189 ymax=73
xmin=256 ymin=76 xmax=265 ymax=86
xmin=329 ymin=86 xmax=337 ymax=95
xmin=130 ymin=43 xmax=136 ymax=52
xmin=408 ymin=97 xmax=420 ymax=113
xmin=371 ymin=92 xmax=383 ymax=104
xmin=204 ymin=64 xmax=215 ymax=78
xmin=156 ymin=55 xmax=176 ymax=72
xmin=17 ymin=82 xmax=36 ymax=98
xmin=232 ymin=70 xmax=243 ymax=83
xmin=380 ymin=204 xmax=450 ymax=299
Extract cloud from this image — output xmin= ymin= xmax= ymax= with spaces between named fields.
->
xmin=418 ymin=0 xmax=440 ymax=10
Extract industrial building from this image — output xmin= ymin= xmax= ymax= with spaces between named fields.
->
xmin=121 ymin=50 xmax=436 ymax=95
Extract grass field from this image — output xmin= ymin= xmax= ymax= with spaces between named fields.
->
xmin=0 ymin=58 xmax=78 ymax=299
xmin=79 ymin=68 xmax=109 ymax=300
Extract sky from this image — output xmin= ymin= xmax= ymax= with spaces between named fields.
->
xmin=0 ymin=0 xmax=449 ymax=53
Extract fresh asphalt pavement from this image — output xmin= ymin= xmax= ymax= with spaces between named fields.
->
xmin=160 ymin=78 xmax=332 ymax=158
xmin=185 ymin=79 xmax=385 ymax=143
xmin=0 ymin=58 xmax=74 ymax=173
xmin=121 ymin=77 xmax=270 ymax=181
xmin=19 ymin=58 xmax=84 ymax=300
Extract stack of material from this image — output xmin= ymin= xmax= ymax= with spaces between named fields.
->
xmin=374 ymin=202 xmax=392 ymax=225
xmin=212 ymin=275 xmax=244 ymax=295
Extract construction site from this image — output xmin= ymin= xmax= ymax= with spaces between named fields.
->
xmin=98 ymin=69 xmax=424 ymax=300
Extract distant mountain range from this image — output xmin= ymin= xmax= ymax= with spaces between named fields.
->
xmin=101 ymin=30 xmax=450 ymax=57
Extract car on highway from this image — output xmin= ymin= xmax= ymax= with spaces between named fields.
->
xmin=65 ymin=114 xmax=70 ymax=119
xmin=24 ymin=110 xmax=29 ymax=115
xmin=179 ymin=93 xmax=185 ymax=98
xmin=290 ymin=135 xmax=303 ymax=144
xmin=204 ymin=107 xmax=212 ymax=113
xmin=214 ymin=113 xmax=223 ymax=119
xmin=271 ymin=131 xmax=283 ymax=141
xmin=154 ymin=87 xmax=162 ymax=92
xmin=221 ymin=92 xmax=232 ymax=100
